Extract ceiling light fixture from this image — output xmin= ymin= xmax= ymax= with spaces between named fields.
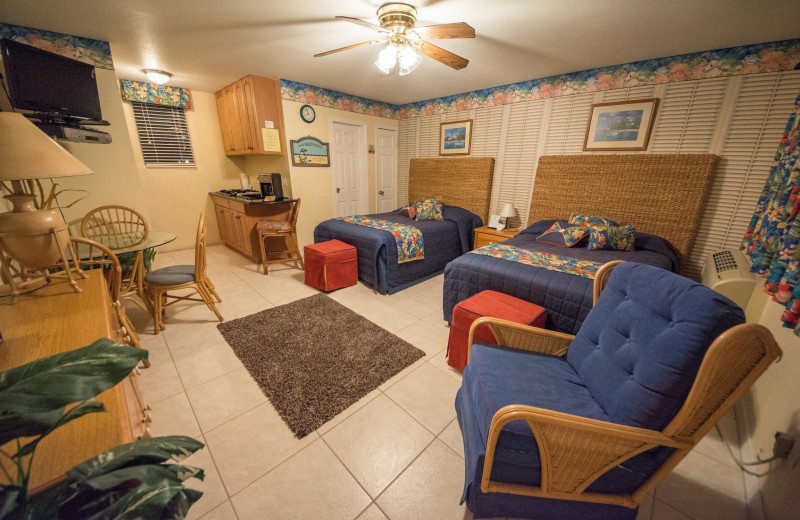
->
xmin=143 ymin=69 xmax=172 ymax=85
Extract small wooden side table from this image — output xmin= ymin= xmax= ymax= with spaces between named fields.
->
xmin=473 ymin=226 xmax=522 ymax=249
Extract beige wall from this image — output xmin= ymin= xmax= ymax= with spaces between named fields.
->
xmin=743 ymin=289 xmax=800 ymax=520
xmin=280 ymin=99 xmax=398 ymax=251
xmin=120 ymin=90 xmax=245 ymax=251
xmin=16 ymin=68 xmax=148 ymax=234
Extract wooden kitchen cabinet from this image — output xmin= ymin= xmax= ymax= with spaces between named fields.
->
xmin=211 ymin=193 xmax=295 ymax=262
xmin=214 ymin=75 xmax=285 ymax=156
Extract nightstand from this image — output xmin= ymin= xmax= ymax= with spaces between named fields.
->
xmin=473 ymin=226 xmax=522 ymax=249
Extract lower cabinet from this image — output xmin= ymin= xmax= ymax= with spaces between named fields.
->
xmin=211 ymin=194 xmax=293 ymax=262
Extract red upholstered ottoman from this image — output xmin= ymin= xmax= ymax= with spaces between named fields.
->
xmin=304 ymin=239 xmax=358 ymax=291
xmin=447 ymin=291 xmax=546 ymax=372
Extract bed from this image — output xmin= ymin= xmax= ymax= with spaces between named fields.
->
xmin=314 ymin=157 xmax=494 ymax=294
xmin=442 ymin=153 xmax=719 ymax=334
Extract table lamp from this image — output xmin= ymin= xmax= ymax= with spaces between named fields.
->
xmin=500 ymin=203 xmax=516 ymax=229
xmin=0 ymin=113 xmax=93 ymax=298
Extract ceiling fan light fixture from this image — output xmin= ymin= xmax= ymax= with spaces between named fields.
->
xmin=375 ymin=43 xmax=398 ymax=74
xmin=397 ymin=45 xmax=421 ymax=75
xmin=143 ymin=69 xmax=172 ymax=85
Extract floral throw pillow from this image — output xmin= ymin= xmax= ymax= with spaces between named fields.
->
xmin=536 ymin=222 xmax=589 ymax=247
xmin=414 ymin=198 xmax=443 ymax=220
xmin=569 ymin=213 xmax=619 ymax=230
xmin=587 ymin=225 xmax=636 ymax=251
xmin=398 ymin=203 xmax=417 ymax=219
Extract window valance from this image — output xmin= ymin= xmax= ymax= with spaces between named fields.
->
xmin=120 ymin=80 xmax=191 ymax=109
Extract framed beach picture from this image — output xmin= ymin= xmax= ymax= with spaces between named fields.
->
xmin=583 ymin=98 xmax=659 ymax=151
xmin=439 ymin=119 xmax=473 ymax=156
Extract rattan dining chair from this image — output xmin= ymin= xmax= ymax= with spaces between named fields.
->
xmin=81 ymin=205 xmax=150 ymax=249
xmin=63 ymin=236 xmax=149 ymax=367
xmin=144 ymin=209 xmax=222 ymax=334
xmin=257 ymin=198 xmax=304 ymax=274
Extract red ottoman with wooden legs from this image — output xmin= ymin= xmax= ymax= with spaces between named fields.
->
xmin=447 ymin=290 xmax=546 ymax=372
xmin=304 ymin=239 xmax=358 ymax=291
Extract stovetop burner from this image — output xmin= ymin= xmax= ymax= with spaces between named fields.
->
xmin=219 ymin=189 xmax=261 ymax=196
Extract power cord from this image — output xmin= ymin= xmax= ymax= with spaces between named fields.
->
xmin=716 ymin=424 xmax=793 ymax=477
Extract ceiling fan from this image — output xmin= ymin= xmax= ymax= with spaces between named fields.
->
xmin=314 ymin=3 xmax=475 ymax=75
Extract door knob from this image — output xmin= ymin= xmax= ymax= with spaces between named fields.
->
xmin=379 ymin=191 xmax=385 ymax=196
xmin=336 ymin=187 xmax=341 ymax=193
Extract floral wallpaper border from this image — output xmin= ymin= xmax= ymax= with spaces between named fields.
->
xmin=120 ymin=79 xmax=192 ymax=109
xmin=0 ymin=22 xmax=113 ymax=70
xmin=281 ymin=79 xmax=399 ymax=119
xmin=282 ymin=39 xmax=800 ymax=120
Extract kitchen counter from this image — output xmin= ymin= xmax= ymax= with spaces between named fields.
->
xmin=209 ymin=191 xmax=296 ymax=205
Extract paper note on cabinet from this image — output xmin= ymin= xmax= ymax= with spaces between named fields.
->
xmin=262 ymin=128 xmax=281 ymax=152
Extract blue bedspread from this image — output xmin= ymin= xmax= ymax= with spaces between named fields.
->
xmin=314 ymin=205 xmax=482 ymax=294
xmin=442 ymin=220 xmax=677 ymax=334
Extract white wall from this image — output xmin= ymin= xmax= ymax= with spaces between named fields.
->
xmin=280 ymin=99 xmax=398 ymax=251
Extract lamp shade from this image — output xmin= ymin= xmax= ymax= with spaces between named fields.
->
xmin=0 ymin=113 xmax=93 ymax=181
xmin=500 ymin=203 xmax=516 ymax=218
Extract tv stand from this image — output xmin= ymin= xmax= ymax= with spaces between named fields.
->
xmin=35 ymin=122 xmax=112 ymax=144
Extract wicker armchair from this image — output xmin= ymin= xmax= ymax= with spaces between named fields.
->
xmin=456 ymin=262 xmax=781 ymax=520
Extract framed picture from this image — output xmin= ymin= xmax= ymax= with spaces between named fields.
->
xmin=290 ymin=136 xmax=330 ymax=167
xmin=583 ymin=98 xmax=659 ymax=151
xmin=439 ymin=119 xmax=473 ymax=156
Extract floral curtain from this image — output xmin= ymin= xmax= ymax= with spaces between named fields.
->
xmin=741 ymin=92 xmax=800 ymax=333
xmin=120 ymin=79 xmax=191 ymax=109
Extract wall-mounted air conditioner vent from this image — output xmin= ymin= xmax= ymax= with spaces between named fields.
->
xmin=700 ymin=249 xmax=757 ymax=309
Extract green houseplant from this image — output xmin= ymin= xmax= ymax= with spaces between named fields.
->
xmin=0 ymin=339 xmax=204 ymax=520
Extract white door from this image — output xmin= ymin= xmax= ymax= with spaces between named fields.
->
xmin=332 ymin=121 xmax=366 ymax=217
xmin=376 ymin=128 xmax=398 ymax=212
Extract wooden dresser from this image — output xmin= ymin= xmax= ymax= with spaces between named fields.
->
xmin=0 ymin=271 xmax=150 ymax=492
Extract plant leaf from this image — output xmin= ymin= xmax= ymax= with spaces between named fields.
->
xmin=67 ymin=436 xmax=204 ymax=481
xmin=75 ymin=464 xmax=204 ymax=492
xmin=0 ymin=486 xmax=25 ymax=520
xmin=68 ymin=483 xmax=201 ymax=520
xmin=13 ymin=399 xmax=106 ymax=458
xmin=0 ymin=408 xmax=64 ymax=448
xmin=0 ymin=340 xmax=147 ymax=415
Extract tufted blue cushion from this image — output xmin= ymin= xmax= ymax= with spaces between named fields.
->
xmin=566 ymin=262 xmax=745 ymax=430
xmin=144 ymin=264 xmax=195 ymax=286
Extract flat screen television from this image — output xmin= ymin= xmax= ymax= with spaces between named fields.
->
xmin=0 ymin=38 xmax=103 ymax=123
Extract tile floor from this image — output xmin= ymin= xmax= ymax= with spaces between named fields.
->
xmin=125 ymin=244 xmax=753 ymax=520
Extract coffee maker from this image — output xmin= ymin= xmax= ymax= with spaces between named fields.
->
xmin=258 ymin=173 xmax=284 ymax=201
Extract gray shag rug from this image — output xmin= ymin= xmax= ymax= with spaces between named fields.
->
xmin=217 ymin=293 xmax=425 ymax=438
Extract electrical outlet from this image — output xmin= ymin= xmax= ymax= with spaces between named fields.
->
xmin=774 ymin=432 xmax=795 ymax=459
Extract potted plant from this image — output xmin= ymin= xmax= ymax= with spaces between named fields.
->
xmin=0 ymin=339 xmax=204 ymax=520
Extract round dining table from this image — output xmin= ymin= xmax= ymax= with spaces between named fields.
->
xmin=86 ymin=231 xmax=176 ymax=310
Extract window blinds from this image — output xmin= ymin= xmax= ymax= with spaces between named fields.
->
xmin=131 ymin=101 xmax=195 ymax=167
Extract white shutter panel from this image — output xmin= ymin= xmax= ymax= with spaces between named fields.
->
xmin=496 ymin=102 xmax=543 ymax=227
xmin=687 ymin=71 xmax=800 ymax=279
xmin=397 ymin=118 xmax=416 ymax=205
xmin=543 ymin=93 xmax=593 ymax=154
xmin=418 ymin=115 xmax=441 ymax=158
xmin=600 ymin=85 xmax=656 ymax=104
xmin=649 ymin=78 xmax=727 ymax=154
xmin=470 ymin=106 xmax=504 ymax=158
xmin=131 ymin=102 xmax=195 ymax=166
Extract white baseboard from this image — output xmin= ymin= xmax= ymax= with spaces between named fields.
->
xmin=735 ymin=400 xmax=766 ymax=520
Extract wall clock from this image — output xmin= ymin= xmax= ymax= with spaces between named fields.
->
xmin=300 ymin=104 xmax=316 ymax=123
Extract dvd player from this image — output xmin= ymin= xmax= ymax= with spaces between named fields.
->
xmin=35 ymin=123 xmax=112 ymax=144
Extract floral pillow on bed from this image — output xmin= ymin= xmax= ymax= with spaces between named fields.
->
xmin=569 ymin=213 xmax=619 ymax=230
xmin=587 ymin=225 xmax=636 ymax=251
xmin=398 ymin=203 xmax=418 ymax=219
xmin=536 ymin=222 xmax=589 ymax=247
xmin=414 ymin=198 xmax=444 ymax=220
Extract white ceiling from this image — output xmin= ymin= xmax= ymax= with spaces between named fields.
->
xmin=0 ymin=0 xmax=798 ymax=105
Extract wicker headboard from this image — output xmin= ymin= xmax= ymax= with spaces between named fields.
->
xmin=408 ymin=158 xmax=495 ymax=223
xmin=527 ymin=154 xmax=719 ymax=271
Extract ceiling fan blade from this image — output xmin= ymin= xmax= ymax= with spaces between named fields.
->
xmin=412 ymin=22 xmax=475 ymax=40
xmin=314 ymin=40 xmax=383 ymax=58
xmin=419 ymin=41 xmax=469 ymax=70
xmin=336 ymin=16 xmax=386 ymax=33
